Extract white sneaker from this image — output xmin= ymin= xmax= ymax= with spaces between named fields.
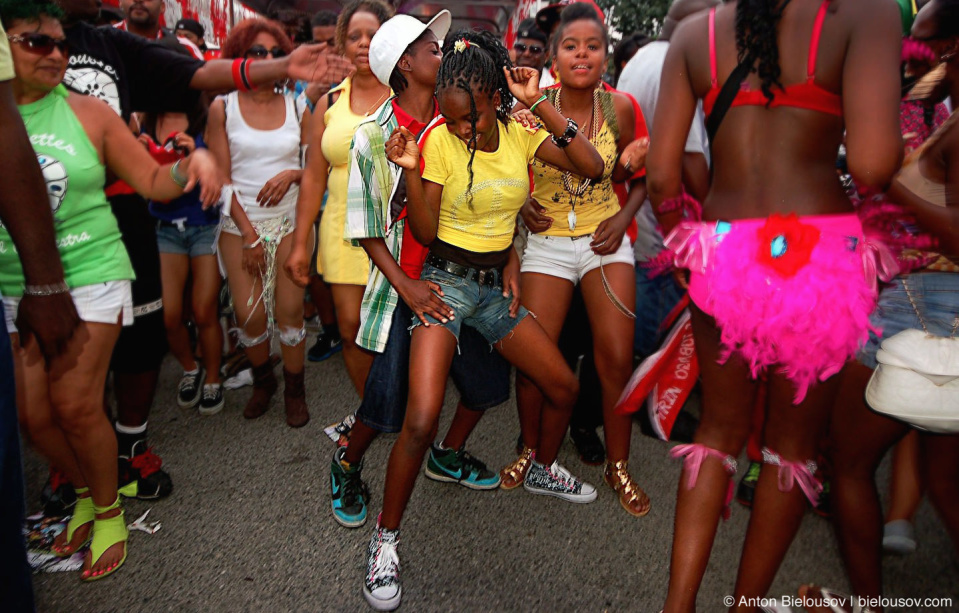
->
xmin=523 ymin=459 xmax=597 ymax=503
xmin=883 ymin=519 xmax=917 ymax=555
xmin=363 ymin=519 xmax=401 ymax=611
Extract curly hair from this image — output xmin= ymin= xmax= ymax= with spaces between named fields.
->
xmin=0 ymin=0 xmax=62 ymax=28
xmin=735 ymin=0 xmax=792 ymax=105
xmin=550 ymin=2 xmax=610 ymax=58
xmin=335 ymin=0 xmax=393 ymax=54
xmin=436 ymin=29 xmax=514 ymax=208
xmin=221 ymin=18 xmax=293 ymax=60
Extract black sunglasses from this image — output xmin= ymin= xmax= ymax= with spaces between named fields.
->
xmin=513 ymin=42 xmax=545 ymax=55
xmin=245 ymin=45 xmax=287 ymax=59
xmin=6 ymin=33 xmax=69 ymax=56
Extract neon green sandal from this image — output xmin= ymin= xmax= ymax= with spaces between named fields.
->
xmin=53 ymin=487 xmax=93 ymax=557
xmin=81 ymin=496 xmax=128 ymax=582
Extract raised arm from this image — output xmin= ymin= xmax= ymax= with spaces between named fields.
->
xmin=386 ymin=126 xmax=443 ymax=245
xmin=75 ymin=94 xmax=223 ymax=207
xmin=504 ymin=67 xmax=605 ymax=179
xmin=189 ymin=45 xmax=354 ymax=93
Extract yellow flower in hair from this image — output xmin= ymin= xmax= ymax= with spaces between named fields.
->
xmin=454 ymin=39 xmax=468 ymax=53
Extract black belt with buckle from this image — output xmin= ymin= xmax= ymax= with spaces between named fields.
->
xmin=425 ymin=253 xmax=501 ymax=287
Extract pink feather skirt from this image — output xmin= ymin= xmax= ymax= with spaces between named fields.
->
xmin=665 ymin=213 xmax=897 ymax=404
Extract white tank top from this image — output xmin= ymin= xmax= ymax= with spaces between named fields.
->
xmin=224 ymin=91 xmax=301 ymax=224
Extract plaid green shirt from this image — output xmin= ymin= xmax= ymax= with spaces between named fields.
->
xmin=344 ymin=99 xmax=405 ymax=353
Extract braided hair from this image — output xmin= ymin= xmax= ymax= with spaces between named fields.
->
xmin=436 ymin=29 xmax=514 ymax=207
xmin=734 ymin=0 xmax=793 ymax=104
xmin=0 ymin=0 xmax=62 ymax=27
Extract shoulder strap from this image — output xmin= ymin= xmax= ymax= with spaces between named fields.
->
xmin=807 ymin=0 xmax=831 ymax=81
xmin=705 ymin=58 xmax=752 ymax=143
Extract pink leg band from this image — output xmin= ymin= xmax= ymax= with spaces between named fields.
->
xmin=670 ymin=443 xmax=739 ymax=520
xmin=761 ymin=446 xmax=823 ymax=507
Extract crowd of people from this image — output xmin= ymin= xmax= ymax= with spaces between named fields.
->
xmin=0 ymin=0 xmax=956 ymax=611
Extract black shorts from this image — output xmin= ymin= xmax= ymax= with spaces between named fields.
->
xmin=108 ymin=194 xmax=168 ymax=373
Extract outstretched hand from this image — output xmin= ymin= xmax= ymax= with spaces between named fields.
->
xmin=288 ymin=44 xmax=354 ymax=88
xmin=385 ymin=126 xmax=420 ymax=171
xmin=504 ymin=67 xmax=542 ymax=109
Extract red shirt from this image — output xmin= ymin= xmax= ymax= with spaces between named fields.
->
xmin=392 ymin=99 xmax=439 ymax=280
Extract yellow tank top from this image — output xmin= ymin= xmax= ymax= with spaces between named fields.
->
xmin=530 ymin=89 xmax=621 ymax=237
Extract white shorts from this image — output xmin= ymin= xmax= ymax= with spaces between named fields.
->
xmin=4 ymin=280 xmax=133 ymax=334
xmin=521 ymin=233 xmax=634 ymax=283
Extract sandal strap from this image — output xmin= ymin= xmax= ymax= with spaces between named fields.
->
xmin=500 ymin=446 xmax=534 ymax=481
xmin=605 ymin=460 xmax=649 ymax=507
xmin=65 ymin=491 xmax=95 ymax=543
xmin=89 ymin=501 xmax=128 ymax=568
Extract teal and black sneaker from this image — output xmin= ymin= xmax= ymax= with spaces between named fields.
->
xmin=330 ymin=446 xmax=369 ymax=528
xmin=424 ymin=444 xmax=501 ymax=490
xmin=736 ymin=460 xmax=762 ymax=508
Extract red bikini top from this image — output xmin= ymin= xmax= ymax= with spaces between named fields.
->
xmin=702 ymin=0 xmax=843 ymax=119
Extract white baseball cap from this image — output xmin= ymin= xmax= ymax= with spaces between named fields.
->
xmin=369 ymin=10 xmax=452 ymax=88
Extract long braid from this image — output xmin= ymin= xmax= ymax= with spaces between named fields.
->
xmin=437 ymin=29 xmax=514 ymax=207
xmin=734 ymin=0 xmax=792 ymax=104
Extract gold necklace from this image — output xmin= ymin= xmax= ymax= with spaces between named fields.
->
xmin=362 ymin=89 xmax=390 ymax=116
xmin=554 ymin=86 xmax=602 ymax=231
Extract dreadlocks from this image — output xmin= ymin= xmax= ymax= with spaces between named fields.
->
xmin=735 ymin=0 xmax=793 ymax=105
xmin=436 ymin=29 xmax=514 ymax=207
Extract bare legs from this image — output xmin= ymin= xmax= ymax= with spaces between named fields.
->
xmin=664 ymin=305 xmax=840 ymax=613
xmin=331 ymin=283 xmax=373 ymax=397
xmin=15 ymin=320 xmax=124 ymax=574
xmin=160 ymin=252 xmax=222 ymax=385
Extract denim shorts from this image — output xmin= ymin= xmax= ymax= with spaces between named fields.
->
xmin=858 ymin=272 xmax=959 ymax=369
xmin=155 ymin=221 xmax=218 ymax=258
xmin=412 ymin=262 xmax=529 ymax=343
xmin=357 ymin=301 xmax=511 ymax=433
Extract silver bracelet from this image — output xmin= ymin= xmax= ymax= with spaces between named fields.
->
xmin=22 ymin=281 xmax=70 ymax=296
xmin=170 ymin=159 xmax=189 ymax=188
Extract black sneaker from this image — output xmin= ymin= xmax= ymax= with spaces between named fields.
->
xmin=118 ymin=440 xmax=173 ymax=500
xmin=177 ymin=367 xmax=204 ymax=409
xmin=570 ymin=426 xmax=605 ymax=466
xmin=40 ymin=468 xmax=77 ymax=517
xmin=198 ymin=384 xmax=224 ymax=416
xmin=330 ymin=446 xmax=369 ymax=528
xmin=425 ymin=445 xmax=500 ymax=490
xmin=736 ymin=460 xmax=761 ymax=508
xmin=308 ymin=332 xmax=342 ymax=362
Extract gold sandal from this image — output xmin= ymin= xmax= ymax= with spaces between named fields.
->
xmin=499 ymin=446 xmax=535 ymax=490
xmin=604 ymin=459 xmax=651 ymax=517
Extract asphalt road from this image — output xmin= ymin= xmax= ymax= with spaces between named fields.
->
xmin=23 ymin=350 xmax=959 ymax=612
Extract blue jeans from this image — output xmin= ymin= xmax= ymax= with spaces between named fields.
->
xmin=859 ymin=272 xmax=959 ymax=369
xmin=634 ymin=266 xmax=685 ymax=359
xmin=0 ymin=306 xmax=35 ymax=612
xmin=358 ymin=301 xmax=511 ymax=433
xmin=412 ymin=263 xmax=529 ymax=343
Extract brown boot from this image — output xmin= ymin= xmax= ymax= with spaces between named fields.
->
xmin=243 ymin=361 xmax=277 ymax=419
xmin=283 ymin=368 xmax=309 ymax=428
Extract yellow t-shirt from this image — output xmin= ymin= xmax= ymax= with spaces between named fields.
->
xmin=0 ymin=24 xmax=15 ymax=81
xmin=421 ymin=118 xmax=548 ymax=252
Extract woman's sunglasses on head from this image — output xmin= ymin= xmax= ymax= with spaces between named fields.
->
xmin=6 ymin=33 xmax=69 ymax=56
xmin=245 ymin=45 xmax=287 ymax=59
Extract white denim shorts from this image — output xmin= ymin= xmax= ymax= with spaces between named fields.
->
xmin=521 ymin=233 xmax=634 ymax=283
xmin=4 ymin=280 xmax=133 ymax=334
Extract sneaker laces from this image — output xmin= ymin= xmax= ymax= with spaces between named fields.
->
xmin=456 ymin=450 xmax=490 ymax=475
xmin=341 ymin=468 xmax=367 ymax=507
xmin=369 ymin=531 xmax=400 ymax=586
xmin=130 ymin=447 xmax=163 ymax=479
xmin=547 ymin=462 xmax=577 ymax=491
xmin=179 ymin=371 xmax=199 ymax=392
xmin=202 ymin=385 xmax=220 ymax=401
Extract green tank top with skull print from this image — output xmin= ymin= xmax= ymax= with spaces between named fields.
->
xmin=0 ymin=84 xmax=134 ymax=297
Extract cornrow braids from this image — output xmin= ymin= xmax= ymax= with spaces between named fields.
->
xmin=734 ymin=0 xmax=793 ymax=105
xmin=436 ymin=29 xmax=514 ymax=208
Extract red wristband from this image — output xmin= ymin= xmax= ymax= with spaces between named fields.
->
xmin=231 ymin=58 xmax=247 ymax=92
xmin=241 ymin=59 xmax=254 ymax=91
